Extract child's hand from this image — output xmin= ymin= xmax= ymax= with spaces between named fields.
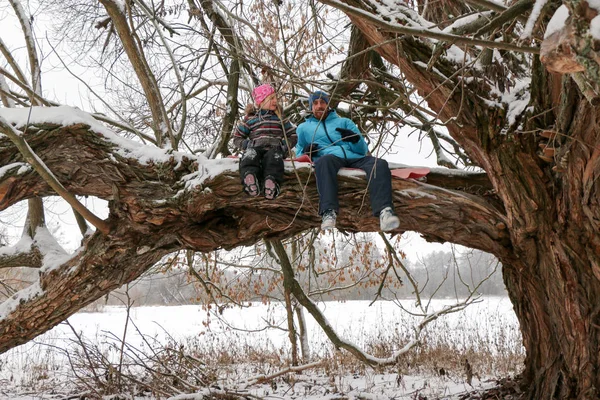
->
xmin=280 ymin=142 xmax=288 ymax=155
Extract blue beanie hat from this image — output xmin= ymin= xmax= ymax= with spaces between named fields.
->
xmin=308 ymin=90 xmax=330 ymax=109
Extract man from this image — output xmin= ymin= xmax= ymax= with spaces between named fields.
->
xmin=295 ymin=90 xmax=400 ymax=231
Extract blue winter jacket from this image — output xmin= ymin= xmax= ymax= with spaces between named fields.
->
xmin=295 ymin=110 xmax=368 ymax=160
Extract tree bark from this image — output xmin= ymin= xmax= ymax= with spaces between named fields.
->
xmin=494 ymin=102 xmax=600 ymax=399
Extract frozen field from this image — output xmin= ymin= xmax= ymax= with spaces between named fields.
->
xmin=0 ymin=296 xmax=522 ymax=399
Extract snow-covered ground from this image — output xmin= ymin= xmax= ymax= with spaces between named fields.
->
xmin=0 ymin=297 xmax=522 ymax=399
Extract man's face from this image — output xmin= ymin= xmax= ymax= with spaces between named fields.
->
xmin=311 ymin=98 xmax=329 ymax=120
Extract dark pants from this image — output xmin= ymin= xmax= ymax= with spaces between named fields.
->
xmin=239 ymin=146 xmax=285 ymax=185
xmin=314 ymin=154 xmax=393 ymax=216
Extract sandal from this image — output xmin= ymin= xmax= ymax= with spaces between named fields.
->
xmin=243 ymin=173 xmax=260 ymax=197
xmin=264 ymin=177 xmax=280 ymax=200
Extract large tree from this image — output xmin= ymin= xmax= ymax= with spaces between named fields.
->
xmin=325 ymin=0 xmax=600 ymax=398
xmin=1 ymin=0 xmax=599 ymax=398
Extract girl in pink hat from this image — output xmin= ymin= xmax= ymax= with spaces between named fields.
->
xmin=233 ymin=84 xmax=297 ymax=199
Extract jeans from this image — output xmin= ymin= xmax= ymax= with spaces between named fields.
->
xmin=314 ymin=154 xmax=393 ymax=216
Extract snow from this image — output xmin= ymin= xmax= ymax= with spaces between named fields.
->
xmin=589 ymin=0 xmax=600 ymax=13
xmin=0 ymin=162 xmax=31 ymax=179
xmin=398 ymin=188 xmax=437 ymax=200
xmin=34 ymin=227 xmax=71 ymax=273
xmin=444 ymin=45 xmax=471 ymax=66
xmin=437 ymin=152 xmax=454 ymax=166
xmin=0 ymin=297 xmax=521 ymax=399
xmin=545 ymin=5 xmax=569 ymax=39
xmin=589 ymin=0 xmax=600 ymax=40
xmin=0 ymin=106 xmax=113 ymax=136
xmin=367 ymin=0 xmax=433 ymax=29
xmin=0 ymin=226 xmax=69 ymax=269
xmin=413 ymin=61 xmax=448 ymax=79
xmin=503 ymin=79 xmax=532 ymax=127
xmin=112 ymin=0 xmax=127 ymax=13
xmin=0 ymin=107 xmax=317 ymax=193
xmin=0 ymin=233 xmax=33 ymax=256
xmin=179 ymin=156 xmax=451 ymax=195
xmin=0 ymin=281 xmax=42 ymax=320
xmin=0 ymin=227 xmax=72 ymax=322
xmin=521 ymin=0 xmax=550 ymax=40
xmin=443 ymin=12 xmax=493 ymax=33
xmin=0 ymin=106 xmax=192 ymax=165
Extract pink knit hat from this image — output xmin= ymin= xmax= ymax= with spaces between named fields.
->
xmin=252 ymin=84 xmax=275 ymax=106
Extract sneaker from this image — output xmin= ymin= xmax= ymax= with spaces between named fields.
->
xmin=380 ymin=207 xmax=400 ymax=231
xmin=264 ymin=177 xmax=280 ymax=200
xmin=321 ymin=209 xmax=337 ymax=231
xmin=242 ymin=173 xmax=260 ymax=197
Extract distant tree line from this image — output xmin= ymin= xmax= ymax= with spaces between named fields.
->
xmin=89 ymin=247 xmax=506 ymax=308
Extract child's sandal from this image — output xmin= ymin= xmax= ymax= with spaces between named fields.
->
xmin=243 ymin=173 xmax=260 ymax=197
xmin=264 ymin=177 xmax=280 ymax=200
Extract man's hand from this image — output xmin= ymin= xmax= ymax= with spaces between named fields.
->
xmin=336 ymin=127 xmax=360 ymax=144
xmin=303 ymin=143 xmax=320 ymax=157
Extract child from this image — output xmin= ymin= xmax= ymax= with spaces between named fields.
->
xmin=233 ymin=84 xmax=297 ymax=199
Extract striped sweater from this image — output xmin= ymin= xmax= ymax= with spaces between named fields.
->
xmin=233 ymin=109 xmax=297 ymax=150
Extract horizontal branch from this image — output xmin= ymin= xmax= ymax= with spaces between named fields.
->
xmin=242 ymin=360 xmax=326 ymax=386
xmin=0 ymin=119 xmax=511 ymax=355
xmin=0 ymin=122 xmax=506 ymax=253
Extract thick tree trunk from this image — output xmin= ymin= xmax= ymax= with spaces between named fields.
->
xmin=503 ymin=254 xmax=600 ymax=399
xmin=490 ymin=102 xmax=600 ymax=398
xmin=500 ymin=215 xmax=600 ymax=398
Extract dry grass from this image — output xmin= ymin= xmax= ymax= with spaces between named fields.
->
xmin=0 ymin=303 xmax=524 ymax=399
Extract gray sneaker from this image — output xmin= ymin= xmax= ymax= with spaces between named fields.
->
xmin=380 ymin=207 xmax=400 ymax=231
xmin=321 ymin=209 xmax=337 ymax=231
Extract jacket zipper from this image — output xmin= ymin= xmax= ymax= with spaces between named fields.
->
xmin=321 ymin=117 xmax=347 ymax=159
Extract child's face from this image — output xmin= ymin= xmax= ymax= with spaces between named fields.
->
xmin=260 ymin=93 xmax=278 ymax=111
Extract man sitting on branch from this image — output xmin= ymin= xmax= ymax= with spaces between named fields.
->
xmin=295 ymin=91 xmax=400 ymax=232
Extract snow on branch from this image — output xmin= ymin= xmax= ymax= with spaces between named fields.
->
xmin=0 ymin=75 xmax=16 ymax=108
xmin=521 ymin=0 xmax=550 ymax=40
xmin=0 ymin=281 xmax=43 ymax=321
xmin=318 ymin=0 xmax=540 ymax=54
xmin=0 ymin=234 xmax=40 ymax=269
xmin=0 ymin=114 xmax=110 ymax=234
xmin=0 ymin=226 xmax=69 ymax=270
